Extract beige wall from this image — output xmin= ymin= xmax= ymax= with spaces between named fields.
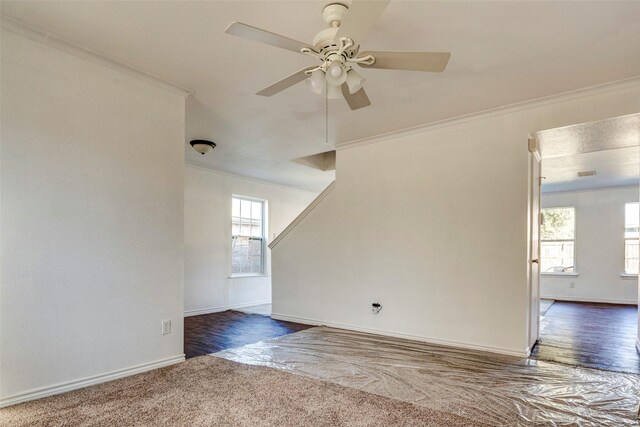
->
xmin=1 ymin=30 xmax=186 ymax=404
xmin=271 ymin=79 xmax=640 ymax=357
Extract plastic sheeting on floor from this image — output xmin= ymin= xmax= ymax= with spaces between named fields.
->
xmin=213 ymin=326 xmax=640 ymax=426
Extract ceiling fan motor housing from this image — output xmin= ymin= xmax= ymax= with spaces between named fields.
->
xmin=322 ymin=3 xmax=348 ymax=27
xmin=314 ymin=3 xmax=358 ymax=61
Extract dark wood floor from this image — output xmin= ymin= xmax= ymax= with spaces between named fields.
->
xmin=530 ymin=301 xmax=640 ymax=374
xmin=184 ymin=310 xmax=312 ymax=358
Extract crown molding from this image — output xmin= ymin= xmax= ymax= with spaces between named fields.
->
xmin=336 ymin=76 xmax=640 ymax=151
xmin=1 ymin=16 xmax=194 ymax=98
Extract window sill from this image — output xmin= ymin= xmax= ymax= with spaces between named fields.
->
xmin=541 ymin=272 xmax=579 ymax=277
xmin=228 ymin=274 xmax=270 ymax=279
xmin=620 ymin=273 xmax=638 ymax=280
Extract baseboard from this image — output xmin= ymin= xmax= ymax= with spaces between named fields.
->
xmin=184 ymin=300 xmax=271 ymax=317
xmin=541 ymin=295 xmax=638 ymax=305
xmin=0 ymin=354 xmax=185 ymax=408
xmin=271 ymin=313 xmax=528 ymax=358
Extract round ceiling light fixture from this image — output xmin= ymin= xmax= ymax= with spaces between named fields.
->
xmin=189 ymin=139 xmax=216 ymax=155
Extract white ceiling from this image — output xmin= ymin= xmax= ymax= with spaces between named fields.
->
xmin=542 ymin=146 xmax=639 ymax=193
xmin=2 ymin=1 xmax=640 ymax=192
xmin=539 ymin=114 xmax=640 ymax=193
xmin=537 ymin=114 xmax=640 ymax=159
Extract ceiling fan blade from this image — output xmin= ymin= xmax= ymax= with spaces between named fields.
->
xmin=256 ymin=66 xmax=317 ymax=96
xmin=341 ymin=84 xmax=371 ymax=110
xmin=358 ymin=51 xmax=451 ymax=72
xmin=334 ymin=0 xmax=390 ymax=44
xmin=225 ymin=22 xmax=315 ymax=54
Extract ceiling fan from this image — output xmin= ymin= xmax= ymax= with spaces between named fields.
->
xmin=225 ymin=1 xmax=451 ymax=111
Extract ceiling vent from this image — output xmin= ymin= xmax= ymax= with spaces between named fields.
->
xmin=577 ymin=170 xmax=596 ymax=177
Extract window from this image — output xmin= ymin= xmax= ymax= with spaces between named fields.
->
xmin=540 ymin=207 xmax=575 ymax=273
xmin=231 ymin=196 xmax=266 ymax=275
xmin=625 ymin=202 xmax=639 ymax=275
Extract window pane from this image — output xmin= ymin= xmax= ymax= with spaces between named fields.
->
xmin=625 ymin=239 xmax=639 ymax=275
xmin=541 ymin=207 xmax=575 ymax=240
xmin=252 ymin=201 xmax=262 ymax=220
xmin=540 ymin=241 xmax=574 ymax=273
xmin=232 ymin=198 xmax=240 ymax=218
xmin=231 ymin=196 xmax=265 ymax=275
xmin=240 ymin=200 xmax=252 ymax=220
xmin=231 ymin=236 xmax=263 ymax=274
xmin=625 ymin=202 xmax=639 ymax=239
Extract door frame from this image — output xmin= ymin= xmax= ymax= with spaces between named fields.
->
xmin=527 ymin=137 xmax=542 ymax=352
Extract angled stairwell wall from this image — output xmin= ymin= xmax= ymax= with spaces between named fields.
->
xmin=270 ymin=78 xmax=640 ymax=357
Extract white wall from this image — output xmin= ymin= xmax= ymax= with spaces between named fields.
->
xmin=541 ymin=187 xmax=638 ymax=304
xmin=1 ymin=31 xmax=186 ymax=404
xmin=184 ymin=166 xmax=318 ymax=315
xmin=271 ymin=79 xmax=640 ymax=357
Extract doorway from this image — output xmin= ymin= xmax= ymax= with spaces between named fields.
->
xmin=528 ymin=113 xmax=640 ymax=373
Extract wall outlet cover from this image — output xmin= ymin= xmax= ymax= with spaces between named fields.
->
xmin=162 ymin=319 xmax=171 ymax=335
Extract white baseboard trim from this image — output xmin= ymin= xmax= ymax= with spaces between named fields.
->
xmin=184 ymin=300 xmax=271 ymax=317
xmin=0 ymin=354 xmax=185 ymax=409
xmin=541 ymin=295 xmax=638 ymax=305
xmin=271 ymin=313 xmax=528 ymax=358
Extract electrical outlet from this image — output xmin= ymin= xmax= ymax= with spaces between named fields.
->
xmin=569 ymin=282 xmax=576 ymax=289
xmin=371 ymin=303 xmax=382 ymax=314
xmin=162 ymin=319 xmax=171 ymax=335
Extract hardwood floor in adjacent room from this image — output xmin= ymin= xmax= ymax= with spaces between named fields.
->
xmin=184 ymin=310 xmax=312 ymax=358
xmin=530 ymin=301 xmax=640 ymax=374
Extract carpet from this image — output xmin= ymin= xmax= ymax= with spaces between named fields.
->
xmin=0 ymin=356 xmax=488 ymax=427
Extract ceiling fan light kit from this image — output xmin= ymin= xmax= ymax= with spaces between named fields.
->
xmin=306 ymin=69 xmax=326 ymax=95
xmin=346 ymin=68 xmax=365 ymax=94
xmin=225 ymin=0 xmax=451 ymax=111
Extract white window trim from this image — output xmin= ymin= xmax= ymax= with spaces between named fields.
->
xmin=230 ymin=195 xmax=269 ymax=277
xmin=541 ymin=272 xmax=580 ymax=277
xmin=624 ymin=202 xmax=639 ymax=276
xmin=540 ymin=206 xmax=577 ymax=274
xmin=623 ymin=237 xmax=638 ymax=275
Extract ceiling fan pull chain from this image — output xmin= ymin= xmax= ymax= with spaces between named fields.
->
xmin=325 ymin=82 xmax=329 ymax=145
